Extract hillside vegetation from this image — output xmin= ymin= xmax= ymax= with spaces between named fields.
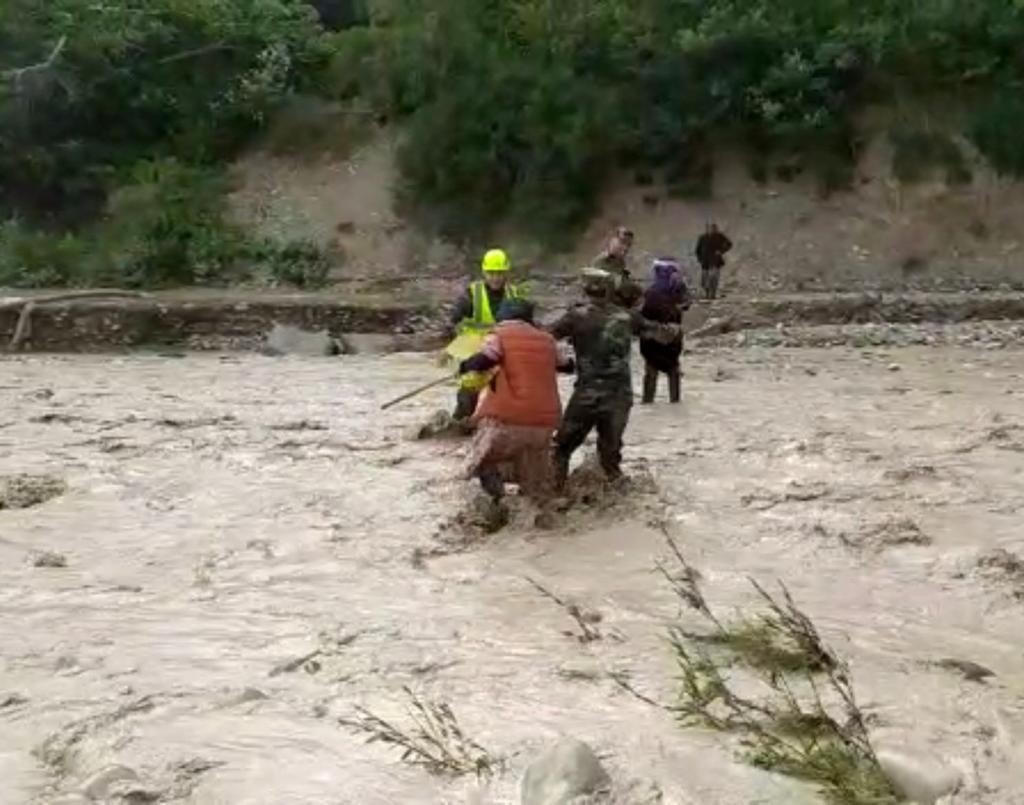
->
xmin=3 ymin=0 xmax=1024 ymax=287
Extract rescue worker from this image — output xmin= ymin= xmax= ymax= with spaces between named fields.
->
xmin=449 ymin=248 xmax=524 ymax=421
xmin=640 ymin=257 xmax=691 ymax=404
xmin=458 ymin=299 xmax=571 ymax=503
xmin=695 ymin=223 xmax=733 ymax=300
xmin=549 ymin=268 xmax=679 ymax=487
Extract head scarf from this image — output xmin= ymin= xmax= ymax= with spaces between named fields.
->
xmin=651 ymin=257 xmax=683 ymax=294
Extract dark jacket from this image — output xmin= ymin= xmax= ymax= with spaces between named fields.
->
xmin=449 ymin=283 xmax=509 ymax=326
xmin=549 ymin=300 xmax=671 ymax=399
xmin=641 ymin=284 xmax=691 ymax=326
xmin=695 ymin=231 xmax=733 ymax=269
xmin=639 ymin=285 xmax=690 ymax=372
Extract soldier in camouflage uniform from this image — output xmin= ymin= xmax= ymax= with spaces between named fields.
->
xmin=549 ymin=268 xmax=677 ymax=487
xmin=594 ymin=226 xmax=642 ymax=310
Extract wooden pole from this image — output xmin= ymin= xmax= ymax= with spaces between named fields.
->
xmin=379 ymin=374 xmax=452 ymax=411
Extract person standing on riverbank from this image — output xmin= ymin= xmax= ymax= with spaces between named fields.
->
xmin=695 ymin=223 xmax=732 ymax=300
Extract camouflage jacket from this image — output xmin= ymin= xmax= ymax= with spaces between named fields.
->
xmin=592 ymin=251 xmax=642 ymax=309
xmin=549 ymin=300 xmax=644 ymax=399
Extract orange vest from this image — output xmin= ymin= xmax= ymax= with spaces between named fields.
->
xmin=474 ymin=322 xmax=561 ymax=429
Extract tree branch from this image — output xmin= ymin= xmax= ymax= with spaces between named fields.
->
xmin=3 ymin=36 xmax=67 ymax=82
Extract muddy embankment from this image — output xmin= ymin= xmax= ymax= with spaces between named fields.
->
xmin=3 ymin=289 xmax=1024 ymax=353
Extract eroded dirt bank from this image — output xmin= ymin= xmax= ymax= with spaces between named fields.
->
xmin=2 ymin=342 xmax=1024 ymax=803
xmin=3 ymin=289 xmax=1024 ymax=353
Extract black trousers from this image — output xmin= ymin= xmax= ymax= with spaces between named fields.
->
xmin=640 ymin=338 xmax=682 ymax=403
xmin=453 ymin=388 xmax=478 ymax=421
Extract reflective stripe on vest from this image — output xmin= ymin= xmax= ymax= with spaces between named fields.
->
xmin=468 ymin=281 xmax=521 ymax=330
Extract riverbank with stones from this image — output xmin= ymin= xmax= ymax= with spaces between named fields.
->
xmin=1 ymin=289 xmax=1023 ymax=353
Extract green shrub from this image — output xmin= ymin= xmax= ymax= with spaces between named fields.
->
xmin=96 ymin=160 xmax=246 ymax=288
xmin=0 ymin=0 xmax=331 ymax=225
xmin=7 ymin=0 xmax=1024 ymax=269
xmin=890 ymin=128 xmax=972 ymax=185
xmin=969 ymin=92 xmax=1024 ymax=179
xmin=0 ymin=220 xmax=91 ymax=288
xmin=330 ymin=0 xmax=1024 ymax=243
xmin=251 ymin=238 xmax=332 ymax=289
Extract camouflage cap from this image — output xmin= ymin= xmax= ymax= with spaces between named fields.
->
xmin=580 ymin=266 xmax=614 ymax=296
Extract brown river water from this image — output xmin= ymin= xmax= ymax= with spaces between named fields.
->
xmin=2 ymin=344 xmax=1024 ymax=804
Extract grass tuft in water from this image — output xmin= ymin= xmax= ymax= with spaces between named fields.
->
xmin=525 ymin=576 xmax=603 ymax=643
xmin=657 ymin=529 xmax=899 ymax=804
xmin=339 ymin=686 xmax=497 ymax=779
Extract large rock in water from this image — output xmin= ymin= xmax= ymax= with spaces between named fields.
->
xmin=521 ymin=739 xmax=611 ymax=805
xmin=261 ymin=324 xmax=342 ymax=357
xmin=876 ymin=750 xmax=962 ymax=804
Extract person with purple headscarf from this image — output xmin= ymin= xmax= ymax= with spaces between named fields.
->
xmin=640 ymin=257 xmax=691 ymax=404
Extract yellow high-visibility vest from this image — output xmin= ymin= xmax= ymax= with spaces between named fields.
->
xmin=454 ymin=281 xmax=524 ymax=392
xmin=458 ymin=281 xmax=522 ymax=336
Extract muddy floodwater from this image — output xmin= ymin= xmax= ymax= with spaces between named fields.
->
xmin=2 ymin=344 xmax=1024 ymax=804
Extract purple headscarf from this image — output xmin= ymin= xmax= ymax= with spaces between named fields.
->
xmin=650 ymin=257 xmax=683 ymax=294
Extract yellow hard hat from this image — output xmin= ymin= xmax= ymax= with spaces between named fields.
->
xmin=481 ymin=248 xmax=510 ymax=273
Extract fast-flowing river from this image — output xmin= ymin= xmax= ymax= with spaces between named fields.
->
xmin=2 ymin=345 xmax=1023 ymax=803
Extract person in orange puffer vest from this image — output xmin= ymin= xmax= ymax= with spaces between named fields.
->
xmin=458 ymin=298 xmax=574 ymax=504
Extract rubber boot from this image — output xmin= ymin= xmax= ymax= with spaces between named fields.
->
xmin=553 ymin=450 xmax=570 ymax=491
xmin=668 ymin=367 xmax=681 ymax=404
xmin=478 ymin=467 xmax=505 ymax=501
xmin=453 ymin=389 xmax=477 ymax=422
xmin=642 ymin=365 xmax=658 ymax=404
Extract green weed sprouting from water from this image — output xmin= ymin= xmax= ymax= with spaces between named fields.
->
xmin=339 ymin=686 xmax=497 ymax=779
xmin=655 ymin=528 xmax=900 ymax=805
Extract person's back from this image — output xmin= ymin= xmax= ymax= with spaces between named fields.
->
xmin=641 ymin=285 xmax=687 ymax=325
xmin=459 ymin=300 xmax=562 ymax=504
xmin=639 ymin=258 xmax=689 ymax=403
xmin=475 ymin=321 xmax=561 ymax=429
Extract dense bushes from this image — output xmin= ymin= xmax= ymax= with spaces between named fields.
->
xmin=333 ymin=0 xmax=1024 ymax=242
xmin=0 ymin=159 xmax=332 ymax=289
xmin=4 ymin=0 xmax=1024 ymax=283
xmin=0 ymin=0 xmax=334 ymax=287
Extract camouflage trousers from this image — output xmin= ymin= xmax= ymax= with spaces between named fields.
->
xmin=554 ymin=387 xmax=633 ymax=485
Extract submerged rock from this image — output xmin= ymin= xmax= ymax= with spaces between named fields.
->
xmin=261 ymin=323 xmax=342 ymax=357
xmin=0 ymin=473 xmax=66 ymax=510
xmin=521 ymin=739 xmax=611 ymax=805
xmin=30 ymin=550 xmax=68 ymax=568
xmin=81 ymin=764 xmax=139 ymax=800
xmin=412 ymin=410 xmax=467 ymax=441
xmin=933 ymin=657 xmax=996 ymax=683
xmin=876 ymin=750 xmax=961 ymax=804
xmin=0 ymin=692 xmax=28 ymax=709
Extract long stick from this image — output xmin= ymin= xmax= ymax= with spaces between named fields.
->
xmin=380 ymin=375 xmax=452 ymax=411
